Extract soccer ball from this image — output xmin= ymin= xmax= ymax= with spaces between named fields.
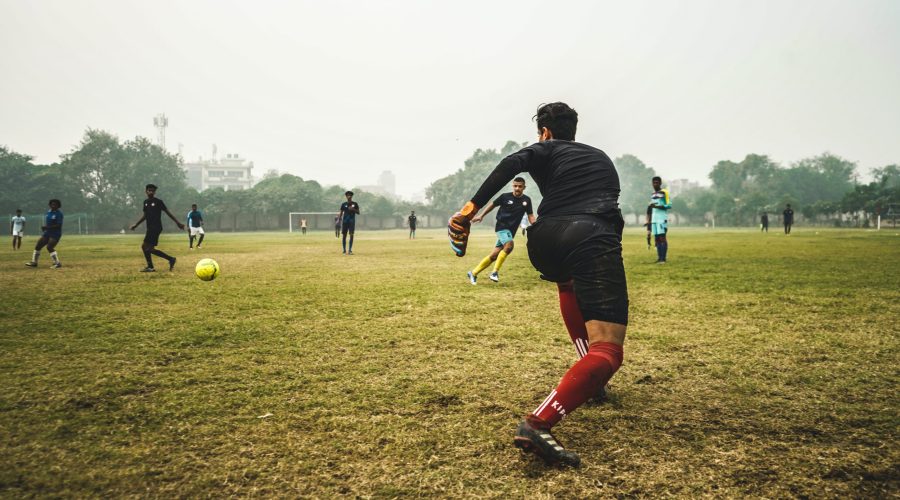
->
xmin=195 ymin=258 xmax=220 ymax=281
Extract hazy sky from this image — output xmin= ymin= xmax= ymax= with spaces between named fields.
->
xmin=2 ymin=0 xmax=899 ymax=199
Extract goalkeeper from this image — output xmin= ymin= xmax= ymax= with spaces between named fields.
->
xmin=448 ymin=102 xmax=627 ymax=467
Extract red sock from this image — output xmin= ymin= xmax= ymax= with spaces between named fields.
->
xmin=558 ymin=281 xmax=589 ymax=359
xmin=529 ymin=342 xmax=624 ymax=429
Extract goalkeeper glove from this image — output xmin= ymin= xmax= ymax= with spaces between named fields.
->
xmin=448 ymin=201 xmax=478 ymax=257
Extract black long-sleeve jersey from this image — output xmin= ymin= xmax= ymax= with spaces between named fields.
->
xmin=470 ymin=140 xmax=620 ymax=218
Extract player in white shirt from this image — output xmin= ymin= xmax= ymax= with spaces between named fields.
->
xmin=10 ymin=209 xmax=25 ymax=250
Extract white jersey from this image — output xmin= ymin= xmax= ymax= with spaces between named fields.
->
xmin=11 ymin=215 xmax=25 ymax=234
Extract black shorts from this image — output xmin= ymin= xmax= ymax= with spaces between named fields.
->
xmin=342 ymin=219 xmax=355 ymax=234
xmin=144 ymin=228 xmax=162 ymax=246
xmin=526 ymin=213 xmax=628 ymax=325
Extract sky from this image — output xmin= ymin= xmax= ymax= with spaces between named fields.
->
xmin=1 ymin=0 xmax=899 ymax=199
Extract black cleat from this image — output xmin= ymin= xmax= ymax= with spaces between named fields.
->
xmin=141 ymin=267 xmax=156 ymax=273
xmin=169 ymin=257 xmax=176 ymax=271
xmin=513 ymin=419 xmax=581 ymax=467
xmin=585 ymin=385 xmax=609 ymax=406
xmin=25 ymin=261 xmax=37 ymax=267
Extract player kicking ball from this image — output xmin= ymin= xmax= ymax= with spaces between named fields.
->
xmin=25 ymin=199 xmax=64 ymax=268
xmin=466 ymin=177 xmax=535 ymax=284
xmin=449 ymin=103 xmax=627 ymax=467
xmin=130 ymin=184 xmax=185 ymax=272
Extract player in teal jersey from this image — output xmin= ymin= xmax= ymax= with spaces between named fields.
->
xmin=648 ymin=176 xmax=671 ymax=263
xmin=25 ymin=199 xmax=63 ymax=268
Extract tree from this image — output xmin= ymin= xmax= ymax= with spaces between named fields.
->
xmin=613 ymin=154 xmax=657 ymax=224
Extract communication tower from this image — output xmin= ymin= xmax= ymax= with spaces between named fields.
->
xmin=153 ymin=113 xmax=168 ymax=149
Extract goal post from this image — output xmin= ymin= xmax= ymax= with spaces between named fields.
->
xmin=288 ymin=212 xmax=336 ymax=233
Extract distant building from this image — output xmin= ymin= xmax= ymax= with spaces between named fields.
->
xmin=378 ymin=170 xmax=396 ymax=195
xmin=183 ymin=153 xmax=255 ymax=191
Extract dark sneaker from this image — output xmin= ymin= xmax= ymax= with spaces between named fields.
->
xmin=489 ymin=271 xmax=500 ymax=283
xmin=141 ymin=267 xmax=156 ymax=272
xmin=467 ymin=271 xmax=477 ymax=285
xmin=513 ymin=419 xmax=581 ymax=467
xmin=52 ymin=263 xmax=62 ymax=269
xmin=25 ymin=261 xmax=37 ymax=267
xmin=169 ymin=257 xmax=177 ymax=271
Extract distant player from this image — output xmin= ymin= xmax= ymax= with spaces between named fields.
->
xmin=448 ymin=102 xmax=627 ymax=467
xmin=11 ymin=209 xmax=25 ymax=250
xmin=300 ymin=218 xmax=308 ymax=235
xmin=760 ymin=212 xmax=769 ymax=232
xmin=333 ymin=216 xmax=341 ymax=238
xmin=648 ymin=176 xmax=671 ymax=264
xmin=186 ymin=204 xmax=205 ymax=249
xmin=467 ymin=177 xmax=535 ymax=284
xmin=338 ymin=190 xmax=360 ymax=254
xmin=408 ymin=211 xmax=417 ymax=239
xmin=130 ymin=184 xmax=185 ymax=272
xmin=25 ymin=199 xmax=63 ymax=268
xmin=783 ymin=204 xmax=794 ymax=234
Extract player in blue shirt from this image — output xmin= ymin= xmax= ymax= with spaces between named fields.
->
xmin=25 ymin=199 xmax=63 ymax=268
xmin=338 ymin=190 xmax=360 ymax=254
xmin=186 ymin=204 xmax=205 ymax=249
xmin=648 ymin=176 xmax=672 ymax=264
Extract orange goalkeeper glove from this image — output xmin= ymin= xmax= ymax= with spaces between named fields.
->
xmin=448 ymin=201 xmax=478 ymax=257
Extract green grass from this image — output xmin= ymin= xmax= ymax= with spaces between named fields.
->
xmin=1 ymin=227 xmax=898 ymax=497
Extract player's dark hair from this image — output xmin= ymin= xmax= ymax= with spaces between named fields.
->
xmin=652 ymin=176 xmax=662 ymax=182
xmin=345 ymin=190 xmax=354 ymax=196
xmin=49 ymin=199 xmax=61 ymax=207
xmin=513 ymin=177 xmax=526 ymax=183
xmin=146 ymin=184 xmax=157 ymax=190
xmin=534 ymin=102 xmax=578 ymax=141
xmin=15 ymin=208 xmax=21 ymax=212
xmin=192 ymin=204 xmax=197 ymax=208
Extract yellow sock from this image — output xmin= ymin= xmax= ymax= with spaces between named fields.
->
xmin=472 ymin=255 xmax=493 ymax=276
xmin=492 ymin=250 xmax=509 ymax=273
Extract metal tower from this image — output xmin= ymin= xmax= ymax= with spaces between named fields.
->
xmin=153 ymin=113 xmax=168 ymax=149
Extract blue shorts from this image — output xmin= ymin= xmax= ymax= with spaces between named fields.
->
xmin=651 ymin=222 xmax=667 ymax=236
xmin=42 ymin=231 xmax=62 ymax=241
xmin=342 ymin=219 xmax=356 ymax=234
xmin=494 ymin=229 xmax=515 ymax=247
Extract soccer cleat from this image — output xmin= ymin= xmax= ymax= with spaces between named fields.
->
xmin=52 ymin=263 xmax=62 ymax=269
xmin=585 ymin=385 xmax=609 ymax=406
xmin=348 ymin=251 xmax=353 ymax=255
xmin=25 ymin=261 xmax=37 ymax=267
xmin=513 ymin=419 xmax=581 ymax=467
xmin=489 ymin=272 xmax=500 ymax=283
xmin=467 ymin=271 xmax=477 ymax=285
xmin=140 ymin=267 xmax=156 ymax=272
xmin=196 ymin=245 xmax=202 ymax=249
xmin=169 ymin=257 xmax=177 ymax=271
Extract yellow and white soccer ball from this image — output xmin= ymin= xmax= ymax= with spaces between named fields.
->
xmin=195 ymin=258 xmax=220 ymax=281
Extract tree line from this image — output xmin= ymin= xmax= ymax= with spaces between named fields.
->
xmin=3 ymin=129 xmax=897 ymax=231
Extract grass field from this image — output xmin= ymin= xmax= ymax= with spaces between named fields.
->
xmin=1 ymin=227 xmax=898 ymax=498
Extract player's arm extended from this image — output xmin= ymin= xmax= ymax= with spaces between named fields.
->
xmin=471 ymin=203 xmax=497 ymax=224
xmin=165 ymin=209 xmax=186 ymax=230
xmin=130 ymin=214 xmax=145 ymax=230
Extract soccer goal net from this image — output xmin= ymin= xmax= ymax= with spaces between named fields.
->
xmin=288 ymin=212 xmax=336 ymax=233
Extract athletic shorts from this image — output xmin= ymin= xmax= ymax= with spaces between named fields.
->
xmin=12 ymin=229 xmax=23 ymax=237
xmin=42 ymin=231 xmax=61 ymax=241
xmin=189 ymin=226 xmax=205 ymax=236
xmin=526 ymin=213 xmax=628 ymax=325
xmin=494 ymin=229 xmax=515 ymax=247
xmin=651 ymin=221 xmax=667 ymax=236
xmin=144 ymin=228 xmax=162 ymax=246
xmin=342 ymin=219 xmax=355 ymax=234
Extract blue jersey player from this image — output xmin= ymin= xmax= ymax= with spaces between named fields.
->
xmin=186 ymin=204 xmax=205 ymax=249
xmin=26 ymin=199 xmax=64 ymax=268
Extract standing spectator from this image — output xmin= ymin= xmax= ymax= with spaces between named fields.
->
xmin=10 ymin=209 xmax=25 ymax=250
xmin=760 ymin=212 xmax=769 ymax=233
xmin=783 ymin=204 xmax=794 ymax=234
xmin=408 ymin=211 xmax=417 ymax=239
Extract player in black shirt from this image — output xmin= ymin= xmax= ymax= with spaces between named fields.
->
xmin=448 ymin=103 xmax=627 ymax=467
xmin=338 ymin=190 xmax=360 ymax=254
xmin=130 ymin=184 xmax=185 ymax=272
xmin=783 ymin=204 xmax=794 ymax=234
xmin=466 ymin=177 xmax=535 ymax=284
xmin=408 ymin=211 xmax=418 ymax=239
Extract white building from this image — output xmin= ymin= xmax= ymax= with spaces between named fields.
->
xmin=184 ymin=153 xmax=255 ymax=191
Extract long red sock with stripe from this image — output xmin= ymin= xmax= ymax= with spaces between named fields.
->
xmin=528 ymin=342 xmax=624 ymax=429
xmin=558 ymin=281 xmax=589 ymax=359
